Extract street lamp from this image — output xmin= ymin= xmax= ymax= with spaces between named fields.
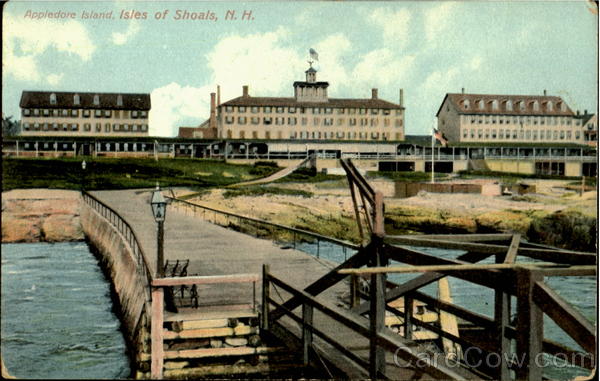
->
xmin=81 ymin=160 xmax=87 ymax=191
xmin=151 ymin=184 xmax=167 ymax=278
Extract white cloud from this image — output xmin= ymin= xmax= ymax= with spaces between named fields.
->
xmin=3 ymin=14 xmax=95 ymax=83
xmin=46 ymin=73 xmax=64 ymax=85
xmin=112 ymin=20 xmax=141 ymax=45
xmin=469 ymin=55 xmax=483 ymax=71
xmin=424 ymin=2 xmax=457 ymax=42
xmin=149 ymin=83 xmax=213 ymax=137
xmin=312 ymin=33 xmax=352 ymax=90
xmin=206 ymin=27 xmax=304 ymax=102
xmin=369 ymin=8 xmax=412 ymax=46
xmin=352 ymin=49 xmax=415 ymax=87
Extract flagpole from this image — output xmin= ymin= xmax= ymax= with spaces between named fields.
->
xmin=431 ymin=124 xmax=435 ymax=184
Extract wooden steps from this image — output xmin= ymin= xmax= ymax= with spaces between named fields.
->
xmin=160 ymin=307 xmax=306 ymax=378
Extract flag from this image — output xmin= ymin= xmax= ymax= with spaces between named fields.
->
xmin=309 ymin=48 xmax=319 ymax=61
xmin=433 ymin=128 xmax=448 ymax=147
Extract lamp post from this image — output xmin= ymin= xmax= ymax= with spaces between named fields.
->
xmin=151 ymin=184 xmax=167 ymax=278
xmin=81 ymin=160 xmax=87 ymax=191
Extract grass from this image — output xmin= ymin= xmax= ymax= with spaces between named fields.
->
xmin=222 ymin=185 xmax=313 ymax=198
xmin=1 ymin=157 xmax=270 ymax=191
xmin=276 ymin=167 xmax=344 ymax=183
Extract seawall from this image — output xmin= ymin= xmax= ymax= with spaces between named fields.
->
xmin=79 ymin=201 xmax=152 ymax=378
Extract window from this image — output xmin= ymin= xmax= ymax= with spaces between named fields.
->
xmin=324 ymin=118 xmax=333 ymax=126
xmin=463 ymin=129 xmax=468 ymax=138
xmin=264 ymin=107 xmax=272 ymax=113
xmin=275 ymin=117 xmax=284 ymax=125
xmin=251 ymin=106 xmax=259 ymax=113
xmin=463 ymin=99 xmax=470 ymax=109
xmin=104 ymin=110 xmax=111 ymax=117
xmin=141 ymin=125 xmax=148 ymax=132
xmin=23 ymin=123 xmax=30 ymax=131
xmin=289 ymin=107 xmax=296 ymax=113
xmin=301 ymin=117 xmax=307 ymax=125
xmin=123 ymin=124 xmax=129 ymax=131
xmin=288 ymin=117 xmax=297 ymax=126
xmin=477 ymin=100 xmax=484 ymax=109
xmin=506 ymin=100 xmax=513 ymax=111
xmin=499 ymin=129 xmax=504 ymax=139
xmin=470 ymin=129 xmax=475 ymax=138
xmin=349 ymin=118 xmax=357 ymax=126
xmin=547 ymin=101 xmax=553 ymax=111
xmin=370 ymin=109 xmax=379 ymax=115
xmin=384 ymin=119 xmax=390 ymax=127
xmin=104 ymin=123 xmax=110 ymax=132
xmin=560 ymin=102 xmax=567 ymax=112
xmin=264 ymin=117 xmax=272 ymax=125
xmin=93 ymin=94 xmax=100 ymax=105
xmin=140 ymin=111 xmax=147 ymax=118
xmin=43 ymin=109 xmax=49 ymax=116
xmin=84 ymin=123 xmax=91 ymax=131
xmin=71 ymin=109 xmax=78 ymax=117
xmin=325 ymin=108 xmax=333 ymax=114
xmin=567 ymin=131 xmax=572 ymax=139
xmin=576 ymin=131 xmax=581 ymax=139
xmin=74 ymin=94 xmax=80 ymax=105
xmin=251 ymin=117 xmax=260 ymax=125
xmin=95 ymin=110 xmax=102 ymax=117
xmin=62 ymin=109 xmax=69 ymax=117
xmin=359 ymin=108 xmax=367 ymax=115
xmin=132 ymin=111 xmax=138 ymax=118
xmin=492 ymin=129 xmax=497 ymax=138
xmin=314 ymin=117 xmax=320 ymax=126
xmin=532 ymin=101 xmax=539 ymax=111
xmin=360 ymin=118 xmax=368 ymax=126
xmin=23 ymin=109 xmax=31 ymax=116
xmin=238 ymin=116 xmax=247 ymax=124
xmin=83 ymin=110 xmax=90 ymax=118
xmin=395 ymin=119 xmax=402 ymax=127
xmin=42 ymin=123 xmax=48 ymax=131
xmin=349 ymin=108 xmax=356 ymax=115
xmin=53 ymin=123 xmax=59 ymax=131
xmin=225 ymin=116 xmax=234 ymax=124
xmin=225 ymin=106 xmax=233 ymax=112
xmin=560 ymin=131 xmax=565 ymax=140
xmin=519 ymin=101 xmax=526 ymax=111
xmin=62 ymin=123 xmax=68 ymax=131
xmin=113 ymin=124 xmax=120 ymax=132
xmin=50 ymin=93 xmax=57 ymax=104
xmin=492 ymin=100 xmax=499 ymax=110
xmin=117 ymin=95 xmax=123 ymax=107
xmin=338 ymin=108 xmax=345 ymax=115
xmin=71 ymin=123 xmax=78 ymax=131
xmin=238 ymin=106 xmax=246 ymax=113
xmin=276 ymin=107 xmax=284 ymax=113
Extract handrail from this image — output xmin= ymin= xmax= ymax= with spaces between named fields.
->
xmin=165 ymin=195 xmax=360 ymax=251
xmin=81 ymin=191 xmax=154 ymax=288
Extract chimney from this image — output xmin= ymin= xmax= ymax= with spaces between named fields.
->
xmin=585 ymin=109 xmax=588 ymax=115
xmin=242 ymin=85 xmax=249 ymax=98
xmin=372 ymin=88 xmax=378 ymax=100
xmin=577 ymin=110 xmax=580 ymax=116
xmin=217 ymin=85 xmax=221 ymax=105
xmin=210 ymin=92 xmax=216 ymax=129
xmin=461 ymin=87 xmax=465 ymax=94
xmin=543 ymin=89 xmax=547 ymax=96
xmin=399 ymin=88 xmax=404 ymax=107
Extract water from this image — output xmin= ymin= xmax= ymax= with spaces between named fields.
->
xmin=295 ymin=240 xmax=596 ymax=379
xmin=1 ymin=242 xmax=130 ymax=379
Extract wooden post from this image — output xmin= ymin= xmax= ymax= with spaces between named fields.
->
xmin=581 ymin=176 xmax=585 ymax=196
xmin=157 ymin=221 xmax=165 ymax=278
xmin=515 ymin=268 xmax=543 ymax=381
xmin=302 ymin=303 xmax=313 ymax=366
xmin=369 ymin=240 xmax=387 ymax=379
xmin=495 ymin=255 xmax=512 ymax=380
xmin=261 ymin=264 xmax=270 ymax=331
xmin=404 ymin=295 xmax=413 ymax=340
xmin=350 ymin=274 xmax=360 ymax=308
xmin=151 ymin=287 xmax=164 ymax=379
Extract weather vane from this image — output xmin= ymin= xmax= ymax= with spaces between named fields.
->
xmin=308 ymin=48 xmax=319 ymax=67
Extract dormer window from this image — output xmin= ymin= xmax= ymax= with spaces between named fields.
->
xmin=463 ymin=99 xmax=470 ymax=109
xmin=50 ymin=93 xmax=57 ymax=105
xmin=532 ymin=101 xmax=539 ymax=111
xmin=93 ymin=94 xmax=100 ymax=106
xmin=519 ymin=101 xmax=526 ymax=111
xmin=506 ymin=100 xmax=513 ymax=111
xmin=546 ymin=101 xmax=553 ymax=111
xmin=560 ymin=102 xmax=566 ymax=112
xmin=491 ymin=100 xmax=499 ymax=110
xmin=74 ymin=94 xmax=80 ymax=105
xmin=477 ymin=100 xmax=484 ymax=110
xmin=117 ymin=95 xmax=123 ymax=107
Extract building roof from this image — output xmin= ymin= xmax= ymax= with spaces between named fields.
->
xmin=436 ymin=93 xmax=574 ymax=117
xmin=20 ymin=91 xmax=151 ymax=110
xmin=293 ymin=81 xmax=330 ymax=88
xmin=220 ymin=96 xmax=403 ymax=110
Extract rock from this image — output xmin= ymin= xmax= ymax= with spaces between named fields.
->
xmin=225 ymin=337 xmax=248 ymax=347
xmin=42 ymin=214 xmax=84 ymax=242
xmin=248 ymin=334 xmax=262 ymax=347
xmin=1 ymin=215 xmax=40 ymax=242
xmin=210 ymin=339 xmax=223 ymax=348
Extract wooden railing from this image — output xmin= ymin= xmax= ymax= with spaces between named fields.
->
xmin=165 ymin=195 xmax=361 ymax=255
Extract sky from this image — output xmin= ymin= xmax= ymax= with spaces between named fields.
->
xmin=3 ymin=0 xmax=598 ymax=137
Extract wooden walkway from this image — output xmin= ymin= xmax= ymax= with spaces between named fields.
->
xmin=91 ymin=189 xmax=344 ymax=303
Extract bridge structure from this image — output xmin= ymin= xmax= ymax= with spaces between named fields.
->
xmin=82 ymin=159 xmax=596 ymax=380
